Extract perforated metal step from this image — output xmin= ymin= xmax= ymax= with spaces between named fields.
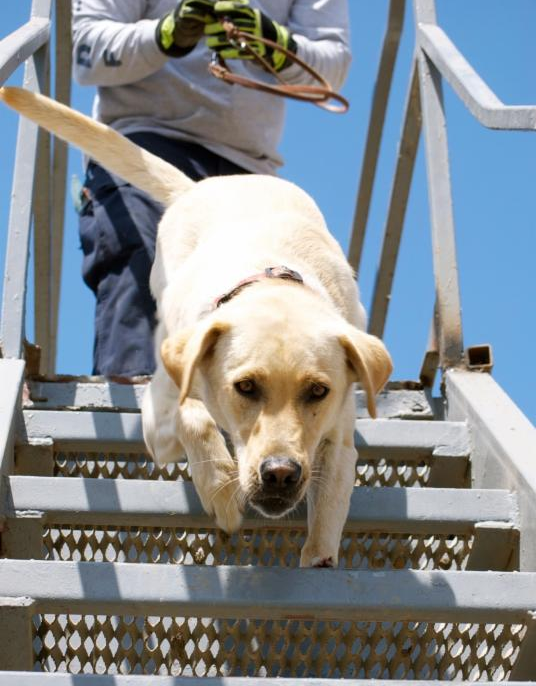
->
xmin=1 ymin=560 xmax=536 ymax=680
xmin=1 ymin=383 xmax=534 ymax=681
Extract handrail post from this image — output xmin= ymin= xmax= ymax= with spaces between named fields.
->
xmin=414 ymin=0 xmax=464 ymax=370
xmin=0 ymin=0 xmax=53 ymax=362
xmin=347 ymin=0 xmax=405 ymax=276
xmin=367 ymin=57 xmax=421 ymax=338
xmin=48 ymin=0 xmax=72 ymax=374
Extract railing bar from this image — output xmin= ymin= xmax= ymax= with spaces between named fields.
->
xmin=0 ymin=0 xmax=53 ymax=360
xmin=368 ymin=58 xmax=421 ymax=338
xmin=48 ymin=0 xmax=72 ymax=374
xmin=33 ymin=58 xmax=52 ymax=373
xmin=0 ymin=360 xmax=26 ymax=534
xmin=417 ymin=49 xmax=464 ymax=368
xmin=418 ymin=23 xmax=536 ymax=131
xmin=0 ymin=52 xmax=47 ymax=359
xmin=0 ymin=18 xmax=50 ymax=87
xmin=414 ymin=0 xmax=463 ymax=370
xmin=347 ymin=0 xmax=405 ymax=275
xmin=419 ymin=299 xmax=440 ymax=387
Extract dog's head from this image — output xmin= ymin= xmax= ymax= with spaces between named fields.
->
xmin=161 ymin=285 xmax=392 ymax=519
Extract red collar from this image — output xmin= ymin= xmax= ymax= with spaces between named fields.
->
xmin=214 ymin=266 xmax=304 ymax=309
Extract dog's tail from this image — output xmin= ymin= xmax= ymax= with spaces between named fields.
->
xmin=0 ymin=87 xmax=195 ymax=206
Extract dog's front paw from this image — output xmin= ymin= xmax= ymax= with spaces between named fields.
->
xmin=300 ymin=544 xmax=338 ymax=568
xmin=197 ymin=472 xmax=243 ymax=534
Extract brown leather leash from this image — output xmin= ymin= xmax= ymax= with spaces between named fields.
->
xmin=208 ymin=20 xmax=349 ymax=114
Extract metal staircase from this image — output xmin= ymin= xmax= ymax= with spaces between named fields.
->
xmin=1 ymin=1 xmax=535 ymax=684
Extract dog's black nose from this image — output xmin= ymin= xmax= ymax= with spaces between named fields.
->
xmin=260 ymin=457 xmax=302 ymax=490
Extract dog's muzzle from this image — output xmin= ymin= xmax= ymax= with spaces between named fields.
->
xmin=249 ymin=456 xmax=304 ymax=518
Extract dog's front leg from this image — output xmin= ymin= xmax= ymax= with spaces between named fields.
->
xmin=300 ymin=402 xmax=357 ymax=568
xmin=179 ymin=397 xmax=243 ymax=534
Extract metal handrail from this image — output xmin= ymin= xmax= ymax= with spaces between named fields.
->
xmin=348 ymin=0 xmax=534 ymax=380
xmin=0 ymin=17 xmax=50 ymax=86
xmin=0 ymin=0 xmax=70 ymax=374
xmin=347 ymin=0 xmax=406 ymax=277
xmin=367 ymin=58 xmax=421 ymax=339
xmin=418 ymin=23 xmax=536 ymax=131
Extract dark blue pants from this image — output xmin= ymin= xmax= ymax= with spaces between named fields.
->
xmin=79 ymin=133 xmax=248 ymax=376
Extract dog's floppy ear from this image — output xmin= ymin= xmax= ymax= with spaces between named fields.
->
xmin=161 ymin=319 xmax=230 ymax=403
xmin=339 ymin=327 xmax=393 ymax=418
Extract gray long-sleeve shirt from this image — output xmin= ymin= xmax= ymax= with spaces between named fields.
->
xmin=72 ymin=0 xmax=351 ymax=174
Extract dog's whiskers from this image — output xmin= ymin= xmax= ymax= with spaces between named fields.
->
xmin=210 ymin=475 xmax=241 ymax=505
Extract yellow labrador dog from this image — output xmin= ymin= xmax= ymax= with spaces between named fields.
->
xmin=1 ymin=87 xmax=392 ymax=567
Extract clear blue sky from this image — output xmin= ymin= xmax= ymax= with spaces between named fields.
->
xmin=1 ymin=1 xmax=534 ymax=423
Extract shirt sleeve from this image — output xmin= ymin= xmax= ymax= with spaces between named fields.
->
xmin=72 ymin=0 xmax=169 ymax=86
xmin=283 ymin=0 xmax=351 ymax=91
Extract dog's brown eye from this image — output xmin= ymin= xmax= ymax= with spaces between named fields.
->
xmin=235 ymin=379 xmax=258 ymax=397
xmin=308 ymin=383 xmax=330 ymax=401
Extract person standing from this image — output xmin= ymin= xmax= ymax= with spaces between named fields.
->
xmin=72 ymin=0 xmax=351 ymax=376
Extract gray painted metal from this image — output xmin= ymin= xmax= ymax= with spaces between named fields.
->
xmin=348 ymin=0 xmax=405 ymax=274
xmin=0 ymin=17 xmax=50 ymax=86
xmin=368 ymin=59 xmax=421 ymax=338
xmin=0 ymin=55 xmax=43 ymax=359
xmin=14 ymin=437 xmax=54 ymax=476
xmin=0 ymin=360 xmax=25 ymax=528
xmin=356 ymin=387 xmax=436 ymax=418
xmin=418 ymin=23 xmax=536 ymax=131
xmin=33 ymin=94 xmax=52 ymax=374
xmin=445 ymin=370 xmax=536 ymax=571
xmin=1 ymin=513 xmax=44 ymax=560
xmin=1 ymin=559 xmax=536 ymax=621
xmin=26 ymin=378 xmax=150 ymax=410
xmin=414 ymin=0 xmax=464 ymax=370
xmin=19 ymin=412 xmax=470 ymax=458
xmin=25 ymin=380 xmax=435 ymax=419
xmin=48 ymin=0 xmax=72 ymax=375
xmin=465 ymin=521 xmax=519 ymax=572
xmin=419 ymin=303 xmax=440 ymax=388
xmin=4 ymin=476 xmax=517 ymax=533
xmin=2 ymin=678 xmax=532 ymax=686
xmin=0 ymin=0 xmax=52 ymax=360
xmin=0 ymin=597 xmax=35 ymax=671
xmin=0 ymin=360 xmax=25 ymax=477
xmin=510 ymin=611 xmax=536 ymax=680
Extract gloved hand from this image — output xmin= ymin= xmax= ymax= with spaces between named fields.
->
xmin=156 ymin=0 xmax=216 ymax=57
xmin=206 ymin=1 xmax=297 ymax=72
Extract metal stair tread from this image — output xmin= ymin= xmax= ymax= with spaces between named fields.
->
xmin=5 ymin=475 xmax=517 ymax=533
xmin=0 ymin=559 xmax=535 ymax=622
xmin=24 ymin=379 xmax=436 ymax=420
xmin=20 ymin=411 xmax=470 ymax=458
xmin=0 ymin=676 xmax=533 ymax=686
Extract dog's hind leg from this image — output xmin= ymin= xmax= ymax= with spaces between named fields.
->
xmin=299 ymin=395 xmax=357 ymax=568
xmin=142 ymin=367 xmax=186 ymax=464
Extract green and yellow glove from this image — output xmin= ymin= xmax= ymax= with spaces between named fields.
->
xmin=206 ymin=1 xmax=297 ymax=72
xmin=156 ymin=0 xmax=216 ymax=57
